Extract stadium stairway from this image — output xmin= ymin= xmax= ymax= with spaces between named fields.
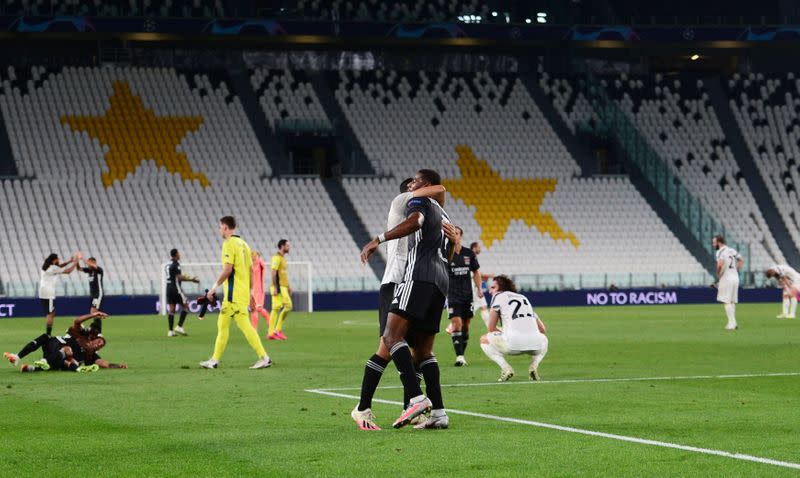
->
xmin=228 ymin=67 xmax=287 ymax=176
xmin=0 ymin=110 xmax=17 ymax=177
xmin=521 ymin=71 xmax=596 ymax=177
xmin=309 ymin=71 xmax=375 ymax=175
xmin=705 ymin=77 xmax=800 ymax=265
xmin=627 ymin=166 xmax=716 ymax=275
xmin=321 ymin=177 xmax=386 ymax=279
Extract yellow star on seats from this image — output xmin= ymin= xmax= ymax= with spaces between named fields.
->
xmin=443 ymin=145 xmax=579 ymax=249
xmin=62 ymin=81 xmax=208 ymax=188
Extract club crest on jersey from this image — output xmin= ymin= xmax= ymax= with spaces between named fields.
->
xmin=464 ymin=257 xmax=470 ymax=265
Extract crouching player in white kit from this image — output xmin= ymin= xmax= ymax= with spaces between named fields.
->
xmin=712 ymin=235 xmax=744 ymax=330
xmin=766 ymin=264 xmax=800 ymax=319
xmin=479 ymin=275 xmax=548 ymax=382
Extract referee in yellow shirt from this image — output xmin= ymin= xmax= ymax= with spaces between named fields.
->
xmin=268 ymin=239 xmax=292 ymax=340
xmin=200 ymin=216 xmax=272 ymax=369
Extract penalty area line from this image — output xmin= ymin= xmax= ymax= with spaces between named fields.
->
xmin=306 ymin=389 xmax=800 ymax=471
xmin=313 ymin=371 xmax=800 ymax=392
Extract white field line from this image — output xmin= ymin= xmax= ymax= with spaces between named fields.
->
xmin=306 ymin=389 xmax=800 ymax=471
xmin=314 ymin=371 xmax=800 ymax=392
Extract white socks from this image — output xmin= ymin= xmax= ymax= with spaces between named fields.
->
xmin=783 ymin=297 xmax=790 ymax=316
xmin=791 ymin=297 xmax=798 ymax=317
xmin=481 ymin=343 xmax=510 ymax=370
xmin=724 ymin=303 xmax=737 ymax=328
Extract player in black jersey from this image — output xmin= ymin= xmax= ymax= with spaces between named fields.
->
xmin=446 ymin=227 xmax=482 ymax=367
xmin=165 ymin=249 xmax=199 ymax=337
xmin=360 ymin=169 xmax=456 ymax=430
xmin=78 ymin=256 xmax=105 ymax=333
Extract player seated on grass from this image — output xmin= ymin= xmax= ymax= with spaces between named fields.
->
xmin=766 ymin=264 xmax=800 ymax=319
xmin=480 ymin=275 xmax=548 ymax=382
xmin=5 ymin=312 xmax=127 ymax=372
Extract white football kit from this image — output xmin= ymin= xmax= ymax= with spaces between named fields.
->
xmin=38 ymin=265 xmax=62 ymax=300
xmin=774 ymin=264 xmax=800 ymax=290
xmin=715 ymin=246 xmax=741 ymax=304
xmin=489 ymin=291 xmax=548 ymax=354
xmin=381 ymin=192 xmax=413 ymax=286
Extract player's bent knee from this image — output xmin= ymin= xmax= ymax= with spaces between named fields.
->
xmin=479 ymin=334 xmax=489 ymax=344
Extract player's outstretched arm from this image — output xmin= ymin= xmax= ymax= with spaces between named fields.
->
xmin=72 ymin=311 xmax=108 ymax=327
xmin=360 ymin=212 xmax=424 ymax=264
xmin=412 ymin=184 xmax=446 ymax=206
xmin=488 ymin=309 xmax=501 ymax=332
xmin=96 ymin=359 xmax=128 ymax=369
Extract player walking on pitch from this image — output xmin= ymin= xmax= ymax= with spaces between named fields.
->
xmin=712 ymin=235 xmax=744 ymax=330
xmin=250 ymin=251 xmax=271 ymax=332
xmin=446 ymin=227 xmax=483 ymax=367
xmin=766 ymin=264 xmax=800 ymax=319
xmin=480 ymin=275 xmax=548 ymax=381
xmin=268 ymin=239 xmax=291 ymax=340
xmin=164 ymin=249 xmax=199 ymax=337
xmin=200 ymin=216 xmax=272 ymax=369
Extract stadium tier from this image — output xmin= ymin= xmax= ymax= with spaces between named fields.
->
xmin=593 ymin=73 xmax=782 ymax=270
xmin=251 ymin=68 xmax=332 ymax=131
xmin=726 ymin=72 xmax=800 ymax=252
xmin=1 ymin=0 xmax=226 ymax=17
xmin=285 ymin=0 xmax=493 ymax=22
xmin=0 ymin=66 xmax=377 ymax=297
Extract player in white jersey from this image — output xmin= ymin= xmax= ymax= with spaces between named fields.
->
xmin=350 ymin=177 xmax=447 ymax=431
xmin=712 ymin=235 xmax=744 ymax=330
xmin=39 ymin=252 xmax=80 ymax=335
xmin=766 ymin=264 xmax=800 ymax=319
xmin=479 ymin=275 xmax=548 ymax=382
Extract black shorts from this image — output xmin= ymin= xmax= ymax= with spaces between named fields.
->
xmin=389 ymin=281 xmax=446 ymax=334
xmin=447 ymin=301 xmax=474 ymax=321
xmin=91 ymin=295 xmax=103 ymax=310
xmin=40 ymin=299 xmax=55 ymax=315
xmin=378 ymin=283 xmax=396 ymax=336
xmin=166 ymin=286 xmax=186 ymax=305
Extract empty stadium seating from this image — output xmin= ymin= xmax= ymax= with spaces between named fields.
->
xmin=250 ymin=68 xmax=332 ymax=130
xmin=331 ymin=69 xmax=580 ymax=179
xmin=726 ymin=72 xmax=800 ymax=250
xmin=284 ymin=0 xmax=493 ymax=22
xmin=543 ymin=71 xmax=781 ymax=270
xmin=0 ymin=65 xmax=377 ymax=296
xmin=1 ymin=0 xmax=226 ymax=17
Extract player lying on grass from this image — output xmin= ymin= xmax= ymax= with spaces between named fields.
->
xmin=480 ymin=275 xmax=548 ymax=382
xmin=4 ymin=312 xmax=127 ymax=372
xmin=766 ymin=265 xmax=800 ymax=319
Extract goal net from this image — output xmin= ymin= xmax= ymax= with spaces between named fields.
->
xmin=159 ymin=261 xmax=313 ymax=315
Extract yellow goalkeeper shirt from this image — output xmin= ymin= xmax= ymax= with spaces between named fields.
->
xmin=221 ymin=235 xmax=252 ymax=305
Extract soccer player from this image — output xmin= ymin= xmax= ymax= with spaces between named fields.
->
xmin=360 ymin=169 xmax=453 ymax=430
xmin=200 ymin=216 xmax=272 ymax=369
xmin=78 ymin=256 xmax=105 ymax=333
xmin=39 ymin=252 xmax=79 ymax=335
xmin=446 ymin=227 xmax=482 ymax=367
xmin=766 ymin=264 xmax=800 ymax=319
xmin=164 ymin=248 xmax=199 ymax=337
xmin=350 ymin=176 xmax=446 ymax=431
xmin=470 ymin=241 xmax=492 ymax=328
xmin=250 ymin=251 xmax=271 ymax=332
xmin=712 ymin=235 xmax=744 ymax=330
xmin=268 ymin=239 xmax=291 ymax=340
xmin=479 ymin=275 xmax=548 ymax=382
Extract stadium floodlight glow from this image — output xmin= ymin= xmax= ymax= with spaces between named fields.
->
xmin=492 ymin=11 xmax=498 ymax=17
xmin=525 ymin=18 xmax=532 ymax=24
xmin=690 ymin=54 xmax=700 ymax=61
xmin=537 ymin=12 xmax=547 ymax=23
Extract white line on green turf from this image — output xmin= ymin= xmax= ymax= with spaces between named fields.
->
xmin=314 ymin=371 xmax=800 ymax=392
xmin=306 ymin=389 xmax=800 ymax=471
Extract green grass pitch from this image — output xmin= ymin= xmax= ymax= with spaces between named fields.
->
xmin=2 ymin=303 xmax=800 ymax=477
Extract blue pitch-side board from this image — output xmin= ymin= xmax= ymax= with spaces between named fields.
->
xmin=0 ymin=287 xmax=781 ymax=318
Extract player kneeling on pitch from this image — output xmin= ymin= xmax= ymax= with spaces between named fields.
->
xmin=480 ymin=275 xmax=548 ymax=382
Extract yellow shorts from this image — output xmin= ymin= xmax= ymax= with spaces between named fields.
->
xmin=270 ymin=286 xmax=292 ymax=310
xmin=220 ymin=301 xmax=248 ymax=318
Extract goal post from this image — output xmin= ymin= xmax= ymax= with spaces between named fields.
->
xmin=159 ymin=261 xmax=313 ymax=315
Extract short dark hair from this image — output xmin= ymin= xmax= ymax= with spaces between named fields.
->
xmin=493 ymin=275 xmax=517 ymax=293
xmin=470 ymin=242 xmax=479 ymax=250
xmin=713 ymin=235 xmax=725 ymax=244
xmin=170 ymin=248 xmax=179 ymax=258
xmin=42 ymin=253 xmax=58 ymax=271
xmin=455 ymin=225 xmax=463 ymax=235
xmin=220 ymin=216 xmax=237 ymax=229
xmin=417 ymin=169 xmax=441 ymax=186
xmin=278 ymin=239 xmax=289 ymax=249
xmin=87 ymin=257 xmax=96 ymax=262
xmin=399 ymin=177 xmax=413 ymax=193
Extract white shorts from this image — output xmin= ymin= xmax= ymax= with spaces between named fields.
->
xmin=488 ymin=331 xmax=548 ymax=356
xmin=717 ymin=277 xmax=739 ymax=304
